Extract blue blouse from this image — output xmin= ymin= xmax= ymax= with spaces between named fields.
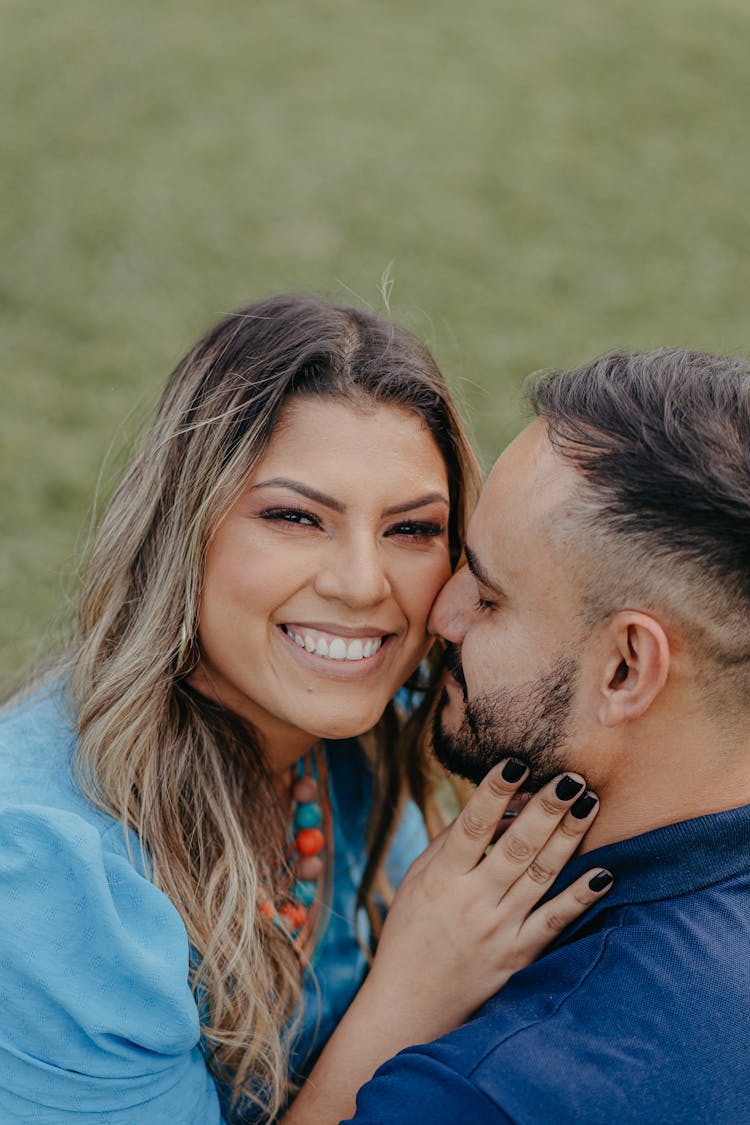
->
xmin=0 ymin=686 xmax=427 ymax=1124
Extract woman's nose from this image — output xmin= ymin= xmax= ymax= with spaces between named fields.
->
xmin=313 ymin=538 xmax=391 ymax=608
xmin=428 ymin=565 xmax=474 ymax=641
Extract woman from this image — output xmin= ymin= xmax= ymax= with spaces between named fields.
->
xmin=0 ymin=295 xmax=609 ymax=1123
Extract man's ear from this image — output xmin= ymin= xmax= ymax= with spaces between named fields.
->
xmin=597 ymin=611 xmax=670 ymax=727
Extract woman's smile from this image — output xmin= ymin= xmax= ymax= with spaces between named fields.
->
xmin=279 ymin=624 xmax=389 ymax=664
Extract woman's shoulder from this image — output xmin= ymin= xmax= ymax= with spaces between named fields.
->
xmin=0 ymin=750 xmax=222 ymax=1120
xmin=0 ymin=682 xmax=121 ymax=836
xmin=0 ymin=800 xmax=192 ymax=992
xmin=0 ymin=679 xmax=76 ymax=754
xmin=0 ymin=685 xmax=190 ymax=1029
xmin=0 ymin=686 xmax=174 ymax=960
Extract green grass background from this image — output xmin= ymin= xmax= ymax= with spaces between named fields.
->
xmin=2 ymin=0 xmax=750 ymax=691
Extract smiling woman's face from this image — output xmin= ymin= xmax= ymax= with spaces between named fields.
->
xmin=189 ymin=396 xmax=452 ymax=768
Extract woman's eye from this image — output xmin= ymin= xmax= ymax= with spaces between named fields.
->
xmin=473 ymin=595 xmax=495 ymax=613
xmin=260 ymin=507 xmax=321 ymax=528
xmin=387 ymin=520 xmax=446 ymax=541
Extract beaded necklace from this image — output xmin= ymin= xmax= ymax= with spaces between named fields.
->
xmin=259 ymin=744 xmax=332 ymax=957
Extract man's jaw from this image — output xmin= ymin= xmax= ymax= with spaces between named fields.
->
xmin=430 ymin=679 xmax=571 ymax=793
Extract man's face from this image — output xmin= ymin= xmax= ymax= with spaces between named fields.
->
xmin=429 ymin=420 xmax=590 ymax=788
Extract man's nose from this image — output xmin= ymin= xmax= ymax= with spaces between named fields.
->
xmin=313 ymin=537 xmax=391 ymax=608
xmin=428 ymin=565 xmax=474 ymax=641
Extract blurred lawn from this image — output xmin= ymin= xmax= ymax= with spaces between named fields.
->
xmin=2 ymin=0 xmax=750 ymax=690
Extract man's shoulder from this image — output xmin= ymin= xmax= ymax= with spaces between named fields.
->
xmin=413 ymin=920 xmax=627 ymax=1088
xmin=346 ymin=924 xmax=624 ymax=1125
xmin=437 ymin=886 xmax=750 ymax=1120
xmin=349 ymin=880 xmax=750 ymax=1123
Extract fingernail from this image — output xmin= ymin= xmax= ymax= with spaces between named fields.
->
xmin=570 ymin=792 xmax=598 ymax=820
xmin=589 ymin=870 xmax=614 ymax=892
xmin=555 ymin=775 xmax=585 ymax=801
xmin=501 ymin=758 xmax=527 ymax=783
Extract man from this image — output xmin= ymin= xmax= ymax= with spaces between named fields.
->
xmin=344 ymin=348 xmax=750 ymax=1123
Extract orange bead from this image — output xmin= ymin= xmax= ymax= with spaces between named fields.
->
xmin=259 ymin=899 xmax=276 ymax=921
xmin=296 ymin=827 xmax=325 ymax=856
xmin=279 ymin=901 xmax=308 ymax=929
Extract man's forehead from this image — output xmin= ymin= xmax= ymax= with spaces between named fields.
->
xmin=470 ymin=420 xmax=579 ymax=571
xmin=486 ymin=419 xmax=568 ymax=507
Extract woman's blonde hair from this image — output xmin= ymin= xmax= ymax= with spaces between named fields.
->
xmin=66 ymin=294 xmax=480 ymax=1119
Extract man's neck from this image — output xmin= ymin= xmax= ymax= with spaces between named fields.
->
xmin=576 ymin=722 xmax=750 ymax=855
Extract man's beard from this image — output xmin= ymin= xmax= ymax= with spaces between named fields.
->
xmin=432 ymin=647 xmax=580 ymax=789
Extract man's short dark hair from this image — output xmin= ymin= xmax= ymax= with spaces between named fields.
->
xmin=526 ymin=348 xmax=750 ymax=706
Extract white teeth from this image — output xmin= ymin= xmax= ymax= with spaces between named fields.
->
xmin=286 ymin=628 xmax=383 ymax=662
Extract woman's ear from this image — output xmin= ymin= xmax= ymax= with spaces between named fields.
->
xmin=597 ymin=611 xmax=670 ymax=727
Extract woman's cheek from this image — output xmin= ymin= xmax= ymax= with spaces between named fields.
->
xmin=410 ymin=555 xmax=454 ymax=630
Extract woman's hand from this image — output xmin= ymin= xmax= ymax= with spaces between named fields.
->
xmin=365 ymin=758 xmax=611 ymax=1038
xmin=282 ymin=759 xmax=611 ymax=1124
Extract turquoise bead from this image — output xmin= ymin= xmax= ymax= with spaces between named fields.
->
xmin=293 ymin=879 xmax=318 ymax=907
xmin=295 ymin=801 xmax=322 ymax=829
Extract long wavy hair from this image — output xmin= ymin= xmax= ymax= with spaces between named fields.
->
xmin=64 ymin=294 xmax=480 ymax=1119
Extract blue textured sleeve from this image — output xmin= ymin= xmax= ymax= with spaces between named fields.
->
xmin=0 ymin=806 xmax=224 ymax=1124
xmin=342 ymin=1049 xmax=511 ymax=1124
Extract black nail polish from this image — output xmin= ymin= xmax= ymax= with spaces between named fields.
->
xmin=570 ymin=792 xmax=598 ymax=820
xmin=502 ymin=758 xmax=527 ymax=783
xmin=555 ymin=775 xmax=585 ymax=801
xmin=589 ymin=871 xmax=614 ymax=892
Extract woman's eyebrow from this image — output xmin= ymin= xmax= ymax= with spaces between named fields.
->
xmin=251 ymin=479 xmax=449 ymax=518
xmin=252 ymin=478 xmax=345 ymax=512
xmin=381 ymin=493 xmax=450 ymax=516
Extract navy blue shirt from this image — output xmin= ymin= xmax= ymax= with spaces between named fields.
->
xmin=345 ymin=804 xmax=750 ymax=1124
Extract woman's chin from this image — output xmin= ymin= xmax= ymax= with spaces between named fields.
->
xmin=306 ymin=706 xmax=389 ymax=744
